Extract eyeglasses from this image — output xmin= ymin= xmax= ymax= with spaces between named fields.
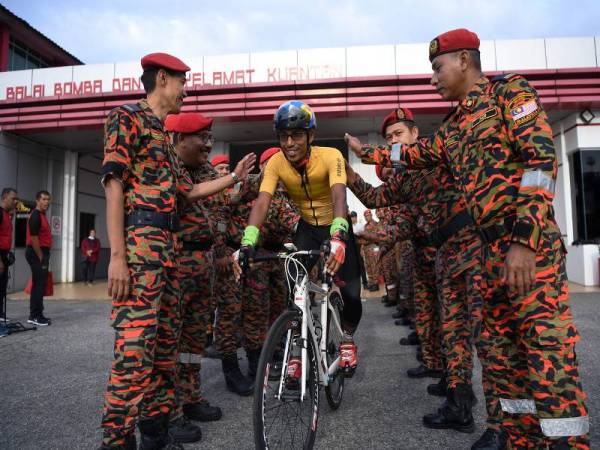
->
xmin=277 ymin=130 xmax=306 ymax=143
xmin=195 ymin=132 xmax=214 ymax=144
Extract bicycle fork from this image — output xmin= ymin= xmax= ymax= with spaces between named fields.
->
xmin=277 ymin=277 xmax=309 ymax=402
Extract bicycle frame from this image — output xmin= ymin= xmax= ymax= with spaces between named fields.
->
xmin=276 ymin=267 xmax=344 ymax=402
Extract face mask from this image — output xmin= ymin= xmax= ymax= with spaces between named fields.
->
xmin=89 ymin=236 xmax=95 ymax=240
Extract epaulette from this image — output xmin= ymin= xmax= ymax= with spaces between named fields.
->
xmin=121 ymin=103 xmax=142 ymax=113
xmin=491 ymin=73 xmax=521 ymax=84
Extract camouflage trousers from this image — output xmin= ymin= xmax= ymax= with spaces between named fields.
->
xmin=242 ymin=256 xmax=287 ymax=351
xmin=362 ymin=244 xmax=380 ymax=285
xmin=101 ymin=265 xmax=181 ymax=446
xmin=214 ymin=266 xmax=242 ymax=356
xmin=435 ymin=227 xmax=483 ymax=390
xmin=479 ymin=231 xmax=589 ymax=449
xmin=380 ymin=246 xmax=399 ymax=302
xmin=173 ymin=249 xmax=214 ymax=420
xmin=396 ymin=240 xmax=415 ymax=315
xmin=413 ymin=245 xmax=443 ymax=371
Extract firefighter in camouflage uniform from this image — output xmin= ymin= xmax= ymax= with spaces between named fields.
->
xmin=348 ymin=107 xmax=489 ymax=435
xmin=99 ymin=53 xmax=255 ymax=450
xmin=347 ymin=28 xmax=589 ymax=450
xmin=165 ymin=112 xmax=242 ymax=444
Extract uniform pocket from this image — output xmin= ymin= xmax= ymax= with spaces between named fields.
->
xmin=528 ymin=322 xmax=579 ymax=350
xmin=114 ymin=327 xmax=148 ymax=371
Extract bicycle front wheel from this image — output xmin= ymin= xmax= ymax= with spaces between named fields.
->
xmin=253 ymin=309 xmax=320 ymax=450
xmin=324 ymin=290 xmax=345 ymax=410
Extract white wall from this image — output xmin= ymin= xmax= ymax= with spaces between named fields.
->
xmin=553 ymin=111 xmax=600 ymax=285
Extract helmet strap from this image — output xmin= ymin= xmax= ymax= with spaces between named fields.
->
xmin=292 ymin=144 xmax=311 ymax=173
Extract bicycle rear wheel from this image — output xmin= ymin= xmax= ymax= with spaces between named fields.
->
xmin=253 ymin=309 xmax=320 ymax=450
xmin=324 ymin=291 xmax=345 ymax=410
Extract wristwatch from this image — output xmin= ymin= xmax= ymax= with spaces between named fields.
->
xmin=230 ymin=172 xmax=238 ymax=182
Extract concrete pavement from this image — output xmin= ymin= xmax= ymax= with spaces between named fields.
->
xmin=0 ymin=292 xmax=597 ymax=449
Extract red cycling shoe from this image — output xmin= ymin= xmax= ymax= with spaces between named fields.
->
xmin=339 ymin=341 xmax=358 ymax=377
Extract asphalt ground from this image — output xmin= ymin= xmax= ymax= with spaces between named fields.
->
xmin=0 ymin=293 xmax=598 ymax=450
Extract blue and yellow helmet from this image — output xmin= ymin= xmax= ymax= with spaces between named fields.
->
xmin=273 ymin=100 xmax=316 ymax=131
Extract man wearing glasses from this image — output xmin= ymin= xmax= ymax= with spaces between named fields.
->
xmin=240 ymin=100 xmax=363 ymax=376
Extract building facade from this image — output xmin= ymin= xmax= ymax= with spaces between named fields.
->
xmin=0 ymin=7 xmax=598 ymax=290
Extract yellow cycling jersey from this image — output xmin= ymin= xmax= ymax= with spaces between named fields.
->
xmin=259 ymin=146 xmax=346 ymax=226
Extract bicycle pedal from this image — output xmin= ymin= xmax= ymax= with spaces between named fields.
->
xmin=340 ymin=365 xmax=356 ymax=378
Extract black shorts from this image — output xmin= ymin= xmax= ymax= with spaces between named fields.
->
xmin=292 ymin=219 xmax=362 ymax=330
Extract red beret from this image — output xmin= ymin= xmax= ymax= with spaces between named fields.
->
xmin=165 ymin=113 xmax=213 ymax=133
xmin=141 ymin=52 xmax=190 ymax=72
xmin=260 ymin=147 xmax=281 ymax=165
xmin=380 ymin=107 xmax=415 ymax=136
xmin=211 ymin=155 xmax=229 ymax=167
xmin=429 ymin=28 xmax=480 ymax=62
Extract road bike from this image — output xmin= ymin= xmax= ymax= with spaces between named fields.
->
xmin=245 ymin=245 xmax=346 ymax=449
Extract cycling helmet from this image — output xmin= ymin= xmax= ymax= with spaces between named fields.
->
xmin=273 ymin=100 xmax=316 ymax=131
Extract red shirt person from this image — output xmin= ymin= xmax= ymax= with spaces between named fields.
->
xmin=25 ymin=190 xmax=52 ymax=326
xmin=81 ymin=229 xmax=101 ymax=284
xmin=0 ymin=187 xmax=17 ymax=322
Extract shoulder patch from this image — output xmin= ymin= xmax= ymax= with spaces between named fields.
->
xmin=510 ymin=99 xmax=539 ymax=126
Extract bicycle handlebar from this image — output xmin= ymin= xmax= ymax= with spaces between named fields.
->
xmin=250 ymin=249 xmax=322 ymax=263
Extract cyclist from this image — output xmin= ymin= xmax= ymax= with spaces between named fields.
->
xmin=239 ymin=100 xmax=362 ymax=376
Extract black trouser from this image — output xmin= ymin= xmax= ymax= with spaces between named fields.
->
xmin=356 ymin=244 xmax=368 ymax=285
xmin=292 ymin=220 xmax=362 ymax=331
xmin=0 ymin=250 xmax=8 ymax=318
xmin=82 ymin=260 xmax=97 ymax=283
xmin=26 ymin=247 xmax=50 ymax=319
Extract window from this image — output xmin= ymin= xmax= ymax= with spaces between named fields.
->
xmin=8 ymin=38 xmax=49 ymax=71
xmin=571 ymin=150 xmax=600 ymax=242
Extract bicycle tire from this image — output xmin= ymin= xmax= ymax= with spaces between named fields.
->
xmin=253 ymin=309 xmax=320 ymax=450
xmin=324 ymin=291 xmax=345 ymax=410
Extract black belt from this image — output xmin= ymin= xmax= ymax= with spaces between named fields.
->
xmin=478 ymin=216 xmax=516 ymax=244
xmin=181 ymin=241 xmax=213 ymax=252
xmin=126 ymin=209 xmax=179 ymax=232
xmin=430 ymin=210 xmax=474 ymax=247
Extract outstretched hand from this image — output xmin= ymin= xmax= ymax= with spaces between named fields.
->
xmin=344 ymin=133 xmax=364 ymax=158
xmin=234 ymin=153 xmax=257 ymax=181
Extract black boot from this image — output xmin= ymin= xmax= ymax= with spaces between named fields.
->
xmin=368 ymin=283 xmax=379 ymax=292
xmin=169 ymin=416 xmax=202 ymax=443
xmin=422 ymin=384 xmax=475 ymax=433
xmin=399 ymin=331 xmax=419 ymax=346
xmin=427 ymin=374 xmax=447 ymax=397
xmin=139 ymin=415 xmax=183 ymax=450
xmin=246 ymin=348 xmax=261 ymax=379
xmin=470 ymin=428 xmax=508 ymax=450
xmin=392 ymin=309 xmax=407 ymax=319
xmin=183 ymin=400 xmax=222 ymax=422
xmin=406 ymin=364 xmax=444 ymax=379
xmin=222 ymin=353 xmax=253 ymax=396
xmin=97 ymin=433 xmax=136 ymax=450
